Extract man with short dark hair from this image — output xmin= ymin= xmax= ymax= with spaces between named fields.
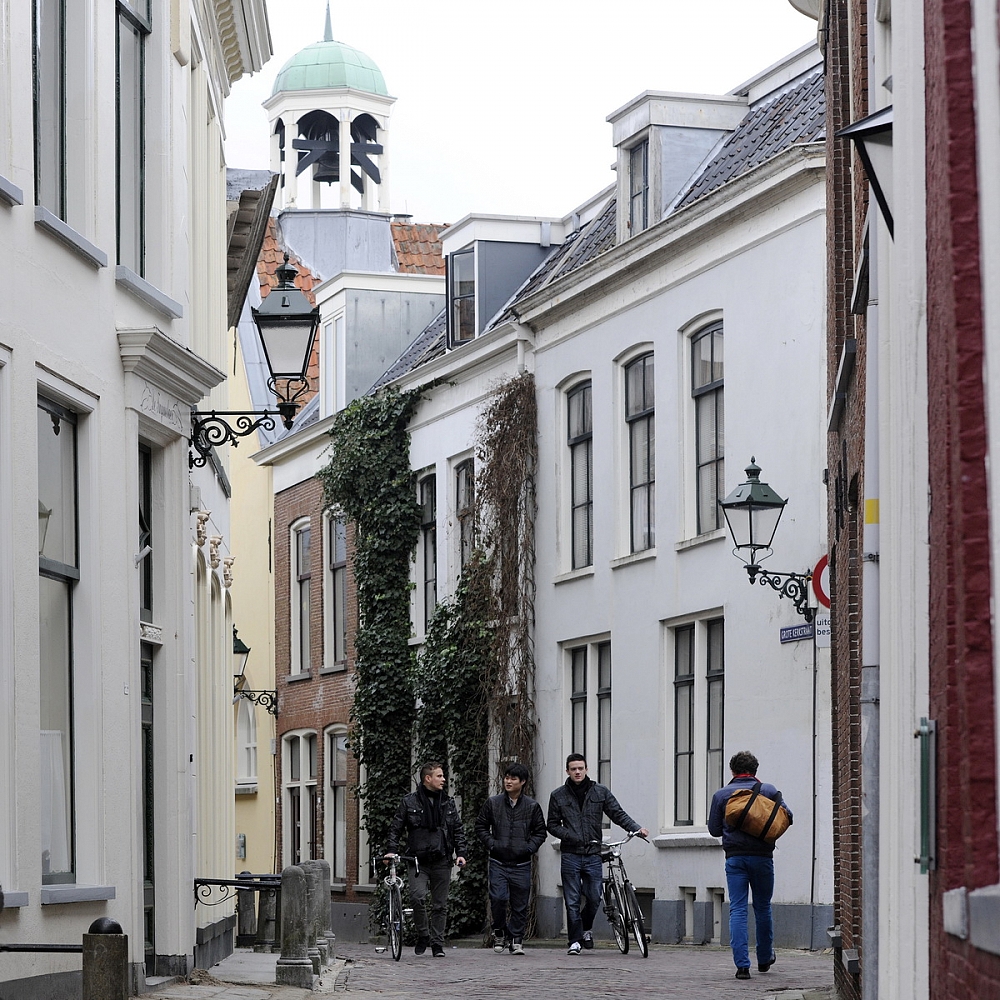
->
xmin=386 ymin=762 xmax=467 ymax=957
xmin=547 ymin=753 xmax=648 ymax=954
xmin=475 ymin=762 xmax=547 ymax=955
xmin=708 ymin=750 xmax=793 ymax=980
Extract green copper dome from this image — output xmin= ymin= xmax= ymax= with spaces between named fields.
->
xmin=271 ymin=39 xmax=388 ymax=98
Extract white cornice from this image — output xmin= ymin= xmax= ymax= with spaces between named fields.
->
xmin=118 ymin=328 xmax=226 ymax=405
xmin=313 ymin=270 xmax=444 ymax=301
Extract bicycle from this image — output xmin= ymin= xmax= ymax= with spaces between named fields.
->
xmin=593 ymin=830 xmax=649 ymax=957
xmin=376 ymin=853 xmax=417 ymax=961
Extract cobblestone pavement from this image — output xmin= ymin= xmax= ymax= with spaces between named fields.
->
xmin=332 ymin=942 xmax=835 ymax=999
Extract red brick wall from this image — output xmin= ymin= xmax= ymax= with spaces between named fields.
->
xmin=274 ymin=477 xmax=364 ymax=896
xmin=924 ymin=0 xmax=1000 ymax=994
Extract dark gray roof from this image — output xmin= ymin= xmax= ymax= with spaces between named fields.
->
xmin=369 ymin=307 xmax=448 ymax=391
xmin=674 ymin=68 xmax=824 ymax=210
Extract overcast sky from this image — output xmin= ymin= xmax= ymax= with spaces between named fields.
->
xmin=223 ymin=1 xmax=816 ymax=224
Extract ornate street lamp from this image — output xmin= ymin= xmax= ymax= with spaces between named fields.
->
xmin=232 ymin=626 xmax=277 ymax=716
xmin=719 ymin=458 xmax=816 ymax=623
xmin=190 ymin=254 xmax=320 ymax=469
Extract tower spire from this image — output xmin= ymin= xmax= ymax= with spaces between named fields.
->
xmin=323 ymin=2 xmax=333 ymax=42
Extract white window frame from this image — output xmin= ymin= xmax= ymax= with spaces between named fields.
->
xmin=290 ymin=517 xmax=311 ymax=676
xmin=236 ymin=698 xmax=258 ymax=787
xmin=563 ymin=635 xmax=613 ymax=789
xmin=664 ymin=611 xmax=725 ymax=829
xmin=283 ymin=730 xmax=318 ymax=867
xmin=323 ymin=512 xmax=347 ymax=671
xmin=451 ymin=454 xmax=475 ymax=579
xmin=447 ymin=246 xmax=476 ymax=346
xmin=324 ymin=726 xmax=349 ymax=882
xmin=417 ymin=471 xmax=438 ymax=634
xmin=628 ymin=139 xmax=649 ymax=235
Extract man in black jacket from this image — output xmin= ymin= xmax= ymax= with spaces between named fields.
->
xmin=475 ymin=762 xmax=547 ymax=955
xmin=547 ymin=753 xmax=648 ymax=954
xmin=385 ymin=762 xmax=467 ymax=957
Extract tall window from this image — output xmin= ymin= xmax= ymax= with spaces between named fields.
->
xmin=325 ymin=516 xmax=347 ymax=668
xmin=236 ymin=700 xmax=257 ymax=786
xmin=706 ymin=618 xmax=725 ymax=804
xmin=596 ymin=642 xmax=612 ymax=787
xmin=674 ymin=624 xmax=695 ymax=825
xmin=327 ymin=730 xmax=348 ymax=881
xmin=420 ymin=476 xmax=437 ymax=629
xmin=625 ymin=353 xmax=655 ymax=552
xmin=449 ymin=248 xmax=475 ymax=345
xmin=692 ymin=323 xmax=724 ymax=533
xmin=292 ymin=521 xmax=311 ymax=674
xmin=570 ymin=647 xmax=587 ymax=758
xmin=284 ymin=733 xmax=317 ymax=866
xmin=32 ymin=0 xmax=65 ymax=217
xmin=455 ymin=460 xmax=475 ymax=572
xmin=38 ymin=397 xmax=79 ymax=883
xmin=138 ymin=445 xmax=152 ymax=622
xmin=629 ymin=141 xmax=648 ymax=234
xmin=568 ymin=382 xmax=593 ymax=569
xmin=116 ymin=0 xmax=150 ymax=274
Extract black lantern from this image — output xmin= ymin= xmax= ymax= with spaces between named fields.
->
xmin=232 ymin=626 xmax=277 ymax=715
xmin=719 ymin=458 xmax=815 ymax=623
xmin=837 ymin=106 xmax=893 ymax=238
xmin=190 ymin=253 xmax=321 ymax=469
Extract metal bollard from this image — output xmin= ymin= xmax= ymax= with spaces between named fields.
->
xmin=82 ymin=918 xmax=127 ymax=1000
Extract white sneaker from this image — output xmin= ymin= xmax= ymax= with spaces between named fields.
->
xmin=492 ymin=930 xmax=506 ymax=954
xmin=567 ymin=941 xmax=582 ymax=955
xmin=511 ymin=940 xmax=525 ymax=956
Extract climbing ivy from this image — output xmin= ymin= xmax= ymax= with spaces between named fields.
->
xmin=317 ymin=386 xmax=423 ymax=865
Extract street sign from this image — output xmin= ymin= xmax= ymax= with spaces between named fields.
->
xmin=812 ymin=555 xmax=831 ymax=609
xmin=780 ymin=623 xmax=815 ymax=643
xmin=814 ymin=612 xmax=832 ymax=648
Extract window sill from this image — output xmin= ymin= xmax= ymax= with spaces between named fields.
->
xmin=674 ymin=528 xmax=727 ymax=552
xmin=320 ymin=663 xmax=348 ymax=676
xmin=652 ymin=831 xmax=722 ymax=849
xmin=553 ymin=566 xmax=595 ymax=585
xmin=287 ymin=671 xmax=312 ymax=683
xmin=115 ymin=265 xmax=183 ymax=319
xmin=235 ymin=783 xmax=258 ymax=796
xmin=353 ymin=883 xmax=376 ymax=894
xmin=610 ymin=548 xmax=657 ymax=570
xmin=34 ymin=207 xmax=107 ymax=268
xmin=0 ymin=172 xmax=24 ymax=206
xmin=0 ymin=890 xmax=29 ymax=907
xmin=41 ymin=884 xmax=116 ymax=904
xmin=331 ymin=882 xmax=348 ymax=893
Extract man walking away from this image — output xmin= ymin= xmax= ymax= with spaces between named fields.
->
xmin=475 ymin=762 xmax=547 ymax=955
xmin=708 ymin=750 xmax=793 ymax=980
xmin=385 ymin=762 xmax=467 ymax=957
xmin=547 ymin=753 xmax=648 ymax=954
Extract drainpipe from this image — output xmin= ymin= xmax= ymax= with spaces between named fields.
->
xmin=512 ymin=320 xmax=534 ymax=373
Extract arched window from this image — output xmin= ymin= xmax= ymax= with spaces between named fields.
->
xmin=237 ymin=700 xmax=257 ymax=786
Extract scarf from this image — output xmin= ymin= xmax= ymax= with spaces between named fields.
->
xmin=417 ymin=784 xmax=443 ymax=830
xmin=568 ymin=775 xmax=593 ymax=808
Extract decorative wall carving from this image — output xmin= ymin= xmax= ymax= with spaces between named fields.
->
xmin=223 ymin=556 xmax=235 ymax=588
xmin=209 ymin=535 xmax=223 ymax=569
xmin=196 ymin=510 xmax=212 ymax=546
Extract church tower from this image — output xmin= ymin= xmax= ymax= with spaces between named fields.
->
xmin=262 ymin=4 xmax=395 ymax=213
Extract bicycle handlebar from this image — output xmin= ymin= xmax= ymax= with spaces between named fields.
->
xmin=589 ymin=829 xmax=648 ymax=849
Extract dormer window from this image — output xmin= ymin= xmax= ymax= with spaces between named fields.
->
xmin=629 ymin=141 xmax=648 ymax=234
xmin=448 ymin=248 xmax=476 ymax=346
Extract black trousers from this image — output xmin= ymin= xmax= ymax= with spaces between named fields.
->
xmin=489 ymin=859 xmax=532 ymax=940
xmin=408 ymin=859 xmax=452 ymax=946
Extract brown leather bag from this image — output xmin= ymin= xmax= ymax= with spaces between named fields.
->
xmin=724 ymin=781 xmax=791 ymax=843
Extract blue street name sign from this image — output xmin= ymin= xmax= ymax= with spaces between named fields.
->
xmin=780 ymin=623 xmax=815 ymax=643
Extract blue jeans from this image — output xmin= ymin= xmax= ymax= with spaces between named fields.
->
xmin=725 ymin=855 xmax=774 ymax=969
xmin=560 ymin=853 xmax=603 ymax=944
xmin=488 ymin=860 xmax=532 ymax=940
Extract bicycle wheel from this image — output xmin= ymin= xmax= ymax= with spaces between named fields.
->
xmin=625 ymin=883 xmax=649 ymax=957
xmin=388 ymin=884 xmax=403 ymax=961
xmin=605 ymin=880 xmax=629 ymax=954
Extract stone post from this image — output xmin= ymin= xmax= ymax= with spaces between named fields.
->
xmin=275 ymin=866 xmax=314 ymax=989
xmin=254 ymin=885 xmax=279 ymax=953
xmin=82 ymin=919 xmax=127 ymax=1000
xmin=315 ymin=859 xmax=336 ymax=953
xmin=236 ymin=871 xmax=257 ymax=947
xmin=300 ymin=861 xmax=326 ymax=971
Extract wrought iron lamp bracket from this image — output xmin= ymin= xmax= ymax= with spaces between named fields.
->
xmin=746 ymin=565 xmax=816 ymax=623
xmin=235 ymin=687 xmax=278 ymax=716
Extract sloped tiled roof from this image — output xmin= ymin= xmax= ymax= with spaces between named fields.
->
xmin=391 ymin=222 xmax=447 ymax=274
xmin=673 ymin=68 xmax=825 ymax=210
xmin=256 ymin=217 xmax=321 ymax=410
xmin=370 ymin=307 xmax=447 ymax=391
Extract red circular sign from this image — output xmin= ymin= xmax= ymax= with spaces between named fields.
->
xmin=812 ymin=555 xmax=831 ymax=609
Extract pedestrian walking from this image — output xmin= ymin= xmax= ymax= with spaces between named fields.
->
xmin=547 ymin=753 xmax=648 ymax=955
xmin=708 ymin=750 xmax=793 ymax=980
xmin=474 ymin=762 xmax=548 ymax=956
xmin=385 ymin=762 xmax=467 ymax=958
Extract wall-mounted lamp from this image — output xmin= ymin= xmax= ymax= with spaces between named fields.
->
xmin=232 ymin=626 xmax=277 ymax=715
xmin=836 ymin=105 xmax=894 ymax=238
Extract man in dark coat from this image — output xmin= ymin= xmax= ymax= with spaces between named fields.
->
xmin=385 ymin=762 xmax=467 ymax=957
xmin=475 ymin=762 xmax=548 ymax=955
xmin=547 ymin=753 xmax=648 ymax=954
xmin=708 ymin=750 xmax=793 ymax=980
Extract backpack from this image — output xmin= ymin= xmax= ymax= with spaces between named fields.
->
xmin=724 ymin=781 xmax=790 ymax=843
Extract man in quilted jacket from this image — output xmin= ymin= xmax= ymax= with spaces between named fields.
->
xmin=475 ymin=762 xmax=547 ymax=955
xmin=708 ymin=750 xmax=793 ymax=980
xmin=547 ymin=753 xmax=648 ymax=954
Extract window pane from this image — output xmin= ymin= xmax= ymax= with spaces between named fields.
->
xmin=675 ymin=626 xmax=693 ymax=677
xmin=572 ymin=503 xmax=591 ymax=570
xmin=676 ymin=754 xmax=692 ymax=825
xmin=289 ymin=736 xmax=300 ymax=781
xmin=630 ymin=419 xmax=650 ymax=483
xmin=333 ymin=785 xmax=347 ymax=879
xmin=707 ymin=618 xmax=724 ymax=672
xmin=34 ymin=0 xmax=65 ymax=216
xmin=598 ymin=643 xmax=611 ymax=690
xmin=40 ymin=574 xmax=73 ymax=880
xmin=334 ymin=566 xmax=347 ymax=662
xmin=676 ymin=684 xmax=692 ymax=749
xmin=626 ymin=357 xmax=650 ymax=417
xmin=297 ymin=526 xmax=311 ymax=574
xmin=572 ymin=700 xmax=586 ymax=757
xmin=452 ymin=250 xmax=474 ymax=297
xmin=117 ymin=14 xmax=144 ymax=273
xmin=307 ymin=734 xmax=317 ymax=780
xmin=698 ymin=464 xmax=720 ymax=533
xmin=696 ymin=394 xmax=718 ymax=464
xmin=37 ymin=404 xmax=77 ymax=568
xmin=299 ymin=578 xmax=310 ymax=668
xmin=333 ymin=735 xmax=348 ymax=783
xmin=631 ymin=484 xmax=650 ymax=552
xmin=331 ymin=518 xmax=347 ymax=566
xmin=568 ymin=383 xmax=592 ymax=440
xmin=571 ymin=648 xmax=587 ymax=694
xmin=713 ymin=328 xmax=724 ymax=383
